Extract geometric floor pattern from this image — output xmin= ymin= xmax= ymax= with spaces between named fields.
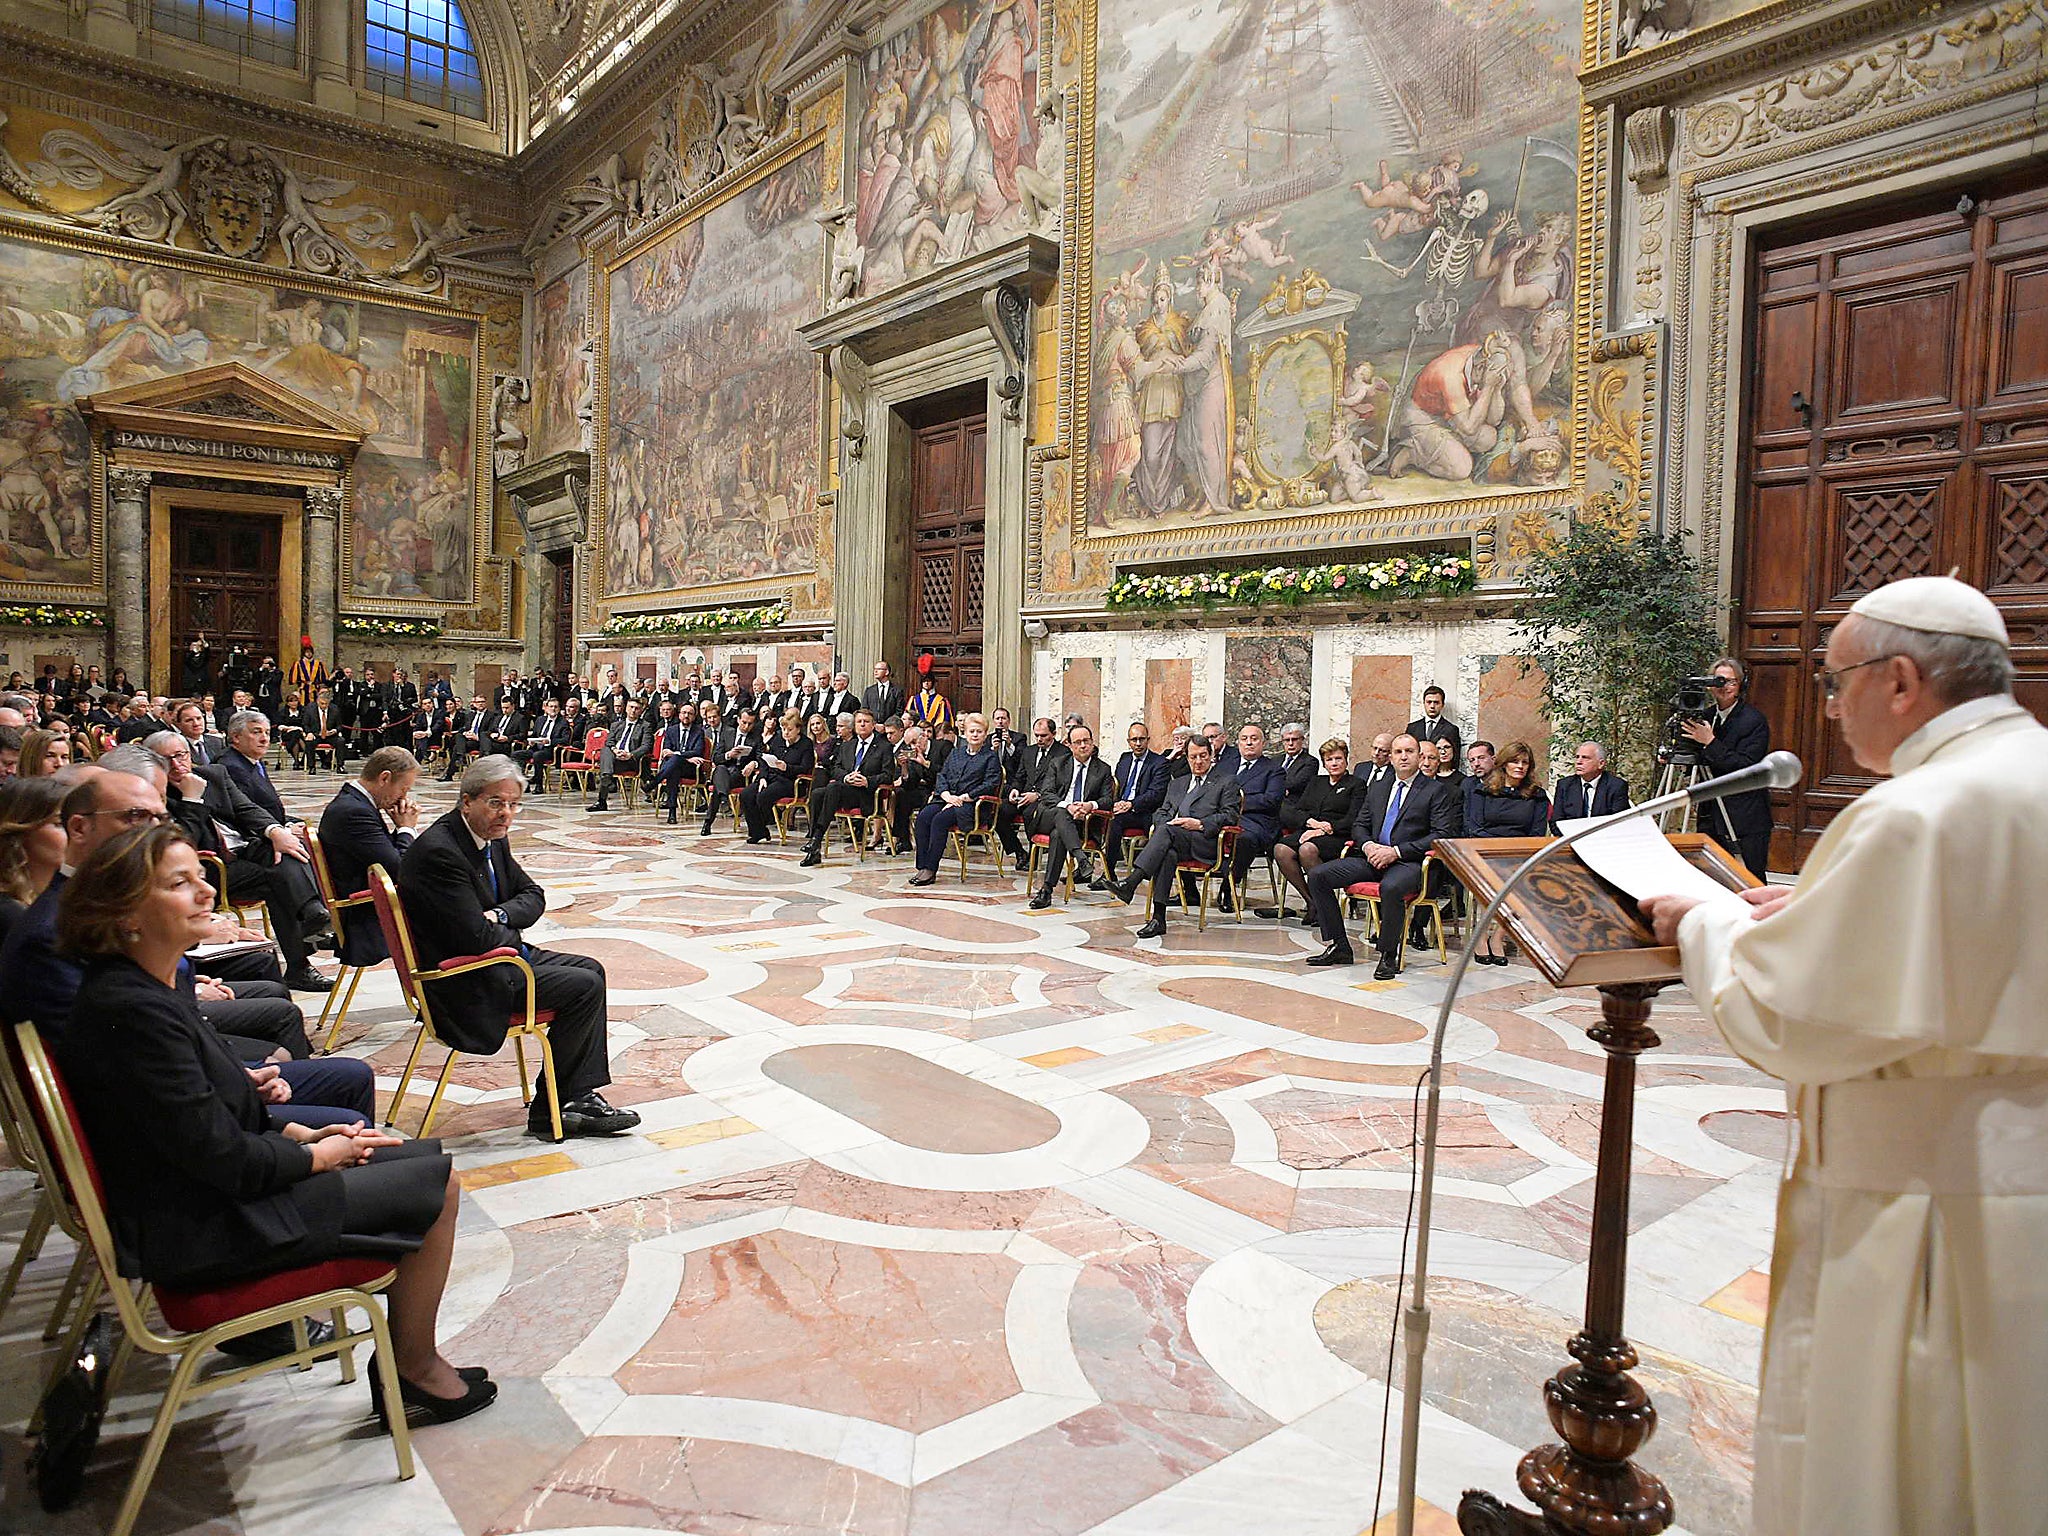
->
xmin=0 ymin=774 xmax=1778 ymax=1535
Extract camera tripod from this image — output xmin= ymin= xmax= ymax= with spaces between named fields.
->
xmin=1652 ymin=753 xmax=1739 ymax=842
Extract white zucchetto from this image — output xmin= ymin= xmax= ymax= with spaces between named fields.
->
xmin=1847 ymin=575 xmax=2009 ymax=646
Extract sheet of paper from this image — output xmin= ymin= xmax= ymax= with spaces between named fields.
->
xmin=188 ymin=938 xmax=281 ymax=963
xmin=1555 ymin=814 xmax=1743 ymax=905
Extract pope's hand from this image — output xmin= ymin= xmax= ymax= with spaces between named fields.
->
xmin=1639 ymin=893 xmax=1702 ymax=946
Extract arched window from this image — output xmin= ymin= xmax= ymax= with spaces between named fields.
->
xmin=151 ymin=0 xmax=298 ymax=67
xmin=365 ymin=0 xmax=486 ymax=119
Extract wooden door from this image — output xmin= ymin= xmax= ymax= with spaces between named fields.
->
xmin=169 ymin=510 xmax=279 ymax=689
xmin=545 ymin=550 xmax=575 ymax=677
xmin=907 ymin=409 xmax=988 ymax=714
xmin=1737 ymin=171 xmax=2048 ymax=867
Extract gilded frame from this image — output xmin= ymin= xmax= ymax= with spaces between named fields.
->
xmin=1242 ymin=326 xmax=1348 ymax=505
xmin=0 ymin=209 xmax=490 ymax=614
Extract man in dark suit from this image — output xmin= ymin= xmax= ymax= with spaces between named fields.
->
xmin=999 ymin=717 xmax=1070 ymax=867
xmin=649 ymin=702 xmax=707 ymax=824
xmin=986 ymin=708 xmax=1023 ymax=788
xmin=1305 ymin=733 xmax=1459 ymax=978
xmin=350 ymin=664 xmax=390 ymax=760
xmin=1027 ymin=725 xmax=1115 ymax=907
xmin=1217 ymin=723 xmax=1287 ymax=909
xmin=862 ymin=661 xmax=905 ymax=725
xmin=383 ymin=667 xmax=421 ymax=748
xmin=397 ymin=755 xmax=639 ymax=1140
xmin=1108 ymin=738 xmax=1243 ymax=937
xmin=1549 ymin=740 xmax=1632 ymax=827
xmin=172 ymin=698 xmax=226 ymax=769
xmin=522 ymin=696 xmax=572 ymax=791
xmin=588 ymin=697 xmax=652 ymax=812
xmin=316 ymin=745 xmax=422 ymax=965
xmin=439 ymin=694 xmax=490 ymax=782
xmin=1274 ymin=723 xmax=1317 ymax=799
xmin=1094 ymin=722 xmax=1168 ymax=889
xmin=819 ymin=671 xmax=858 ymax=724
xmin=300 ymin=686 xmax=347 ymax=770
xmin=1678 ymin=657 xmax=1773 ymax=877
xmin=889 ymin=725 xmax=937 ymax=851
xmin=1353 ymin=732 xmax=1395 ymax=796
xmin=151 ymin=729 xmax=333 ymax=992
xmin=219 ymin=709 xmax=299 ymax=829
xmin=482 ymin=699 xmax=525 ymax=760
xmin=1407 ymin=685 xmax=1463 ymax=769
xmin=801 ymin=708 xmax=895 ymax=865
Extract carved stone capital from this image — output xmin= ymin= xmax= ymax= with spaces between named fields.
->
xmin=107 ymin=467 xmax=152 ymax=502
xmin=303 ymin=485 xmax=346 ymax=519
xmin=1624 ymin=107 xmax=1676 ymax=189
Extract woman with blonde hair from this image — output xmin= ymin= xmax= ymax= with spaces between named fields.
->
xmin=741 ymin=708 xmax=814 ymax=844
xmin=17 ymin=726 xmax=70 ymax=777
xmin=50 ymin=823 xmax=494 ymax=1424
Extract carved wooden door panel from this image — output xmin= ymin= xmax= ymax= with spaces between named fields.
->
xmin=169 ymin=510 xmax=279 ymax=690
xmin=1738 ymin=171 xmax=2048 ymax=867
xmin=907 ymin=411 xmax=988 ymax=715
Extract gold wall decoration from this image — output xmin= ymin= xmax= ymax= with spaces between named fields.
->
xmin=1583 ymin=329 xmax=1659 ymax=533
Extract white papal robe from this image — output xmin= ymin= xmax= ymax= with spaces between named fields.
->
xmin=1679 ymin=693 xmax=2048 ymax=1535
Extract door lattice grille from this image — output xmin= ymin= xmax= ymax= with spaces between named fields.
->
xmin=1994 ymin=476 xmax=2048 ymax=587
xmin=1838 ymin=485 xmax=1937 ymax=592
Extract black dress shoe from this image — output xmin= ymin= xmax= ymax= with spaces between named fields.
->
xmin=219 ymin=1319 xmax=337 ymax=1360
xmin=1135 ymin=918 xmax=1168 ymax=939
xmin=1088 ymin=877 xmax=1112 ymax=893
xmin=586 ymin=801 xmax=612 ymax=813
xmin=530 ymin=1092 xmax=641 ymax=1139
xmin=907 ymin=870 xmax=937 ymax=887
xmin=368 ymin=1355 xmax=499 ymax=1429
xmin=1108 ymin=877 xmax=1139 ymax=905
xmin=1373 ymin=958 xmax=1401 ymax=981
xmin=800 ymin=848 xmax=822 ymax=867
xmin=1305 ymin=944 xmax=1355 ymax=967
xmin=285 ymin=968 xmax=334 ymax=993
xmin=1028 ymin=890 xmax=1052 ymax=910
xmin=1253 ymin=907 xmax=1285 ymax=920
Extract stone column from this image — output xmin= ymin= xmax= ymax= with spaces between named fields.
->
xmin=82 ymin=0 xmax=137 ymax=53
xmin=312 ymin=0 xmax=354 ymax=112
xmin=107 ymin=467 xmax=149 ymax=687
xmin=303 ymin=485 xmax=343 ymax=661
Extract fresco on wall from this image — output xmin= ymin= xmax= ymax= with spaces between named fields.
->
xmin=0 ymin=236 xmax=477 ymax=599
xmin=853 ymin=0 xmax=1041 ymax=295
xmin=1088 ymin=0 xmax=1578 ymax=535
xmin=604 ymin=146 xmax=823 ymax=597
xmin=531 ymin=265 xmax=588 ymax=461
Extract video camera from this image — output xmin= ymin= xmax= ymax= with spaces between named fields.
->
xmin=1655 ymin=675 xmax=1724 ymax=768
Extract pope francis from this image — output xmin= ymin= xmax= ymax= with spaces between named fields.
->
xmin=1643 ymin=576 xmax=2047 ymax=1536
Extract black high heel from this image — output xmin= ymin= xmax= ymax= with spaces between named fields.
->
xmin=368 ymin=1355 xmax=498 ymax=1428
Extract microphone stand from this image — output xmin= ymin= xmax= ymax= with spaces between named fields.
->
xmin=1391 ymin=780 xmax=1702 ymax=1536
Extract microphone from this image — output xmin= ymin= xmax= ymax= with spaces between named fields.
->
xmin=1685 ymin=749 xmax=1802 ymax=803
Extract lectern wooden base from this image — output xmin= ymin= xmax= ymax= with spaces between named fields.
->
xmin=1429 ymin=837 xmax=1757 ymax=1536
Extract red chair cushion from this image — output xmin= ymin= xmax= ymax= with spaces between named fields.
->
xmin=157 ymin=1257 xmax=395 ymax=1333
xmin=1345 ymin=881 xmax=1383 ymax=898
xmin=1030 ymin=834 xmax=1050 ymax=846
xmin=439 ymin=947 xmax=520 ymax=968
xmin=514 ymin=1008 xmax=557 ymax=1027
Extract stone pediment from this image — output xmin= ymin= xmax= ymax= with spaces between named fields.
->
xmin=77 ymin=361 xmax=368 ymax=443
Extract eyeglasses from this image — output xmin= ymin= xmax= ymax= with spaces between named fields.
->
xmin=481 ymin=795 xmax=521 ymax=813
xmin=1814 ymin=655 xmax=1897 ymax=699
xmin=96 ymin=808 xmax=167 ymax=827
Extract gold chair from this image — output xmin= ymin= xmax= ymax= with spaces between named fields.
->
xmin=305 ymin=826 xmax=376 ymax=1051
xmin=197 ymin=848 xmax=271 ymax=938
xmin=12 ymin=1022 xmax=413 ymax=1536
xmin=0 ymin=1022 xmax=94 ymax=1343
xmin=1409 ymin=852 xmax=1460 ymax=963
xmin=368 ymin=867 xmax=563 ymax=1141
xmin=1153 ymin=824 xmax=1240 ymax=932
xmin=772 ymin=773 xmax=813 ymax=845
xmin=1026 ymin=809 xmax=1109 ymax=901
xmin=947 ymin=792 xmax=1008 ymax=881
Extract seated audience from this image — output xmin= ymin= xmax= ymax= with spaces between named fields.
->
xmin=889 ymin=725 xmax=936 ymax=852
xmin=999 ymin=718 xmax=1070 ymax=870
xmin=0 ymin=773 xmax=67 ymax=944
xmin=220 ymin=709 xmax=299 ymax=825
xmin=1094 ymin=722 xmax=1167 ymax=890
xmin=740 ymin=711 xmax=813 ymax=844
xmin=317 ymin=747 xmax=421 ymax=965
xmin=54 ymin=822 xmax=490 ymax=1416
xmin=397 ymin=756 xmax=640 ymax=1140
xmin=173 ymin=699 xmax=226 ymax=769
xmin=277 ymin=689 xmax=308 ymax=766
xmin=149 ymin=729 xmax=332 ymax=992
xmin=700 ymin=707 xmax=761 ymax=834
xmin=587 ymin=698 xmax=651 ymax=813
xmin=1106 ymin=737 xmax=1242 ymax=936
xmin=801 ymin=708 xmax=894 ymax=865
xmin=437 ymin=695 xmax=489 ymax=782
xmin=1303 ymin=734 xmax=1459 ymax=978
xmin=908 ymin=712 xmax=997 ymax=886
xmin=1549 ymin=740 xmax=1630 ymax=828
xmin=301 ymin=687 xmax=347 ymax=768
xmin=1162 ymin=724 xmax=1195 ymax=780
xmin=1355 ymin=732 xmax=1395 ymax=794
xmin=18 ymin=726 xmax=70 ymax=777
xmin=521 ymin=696 xmax=571 ymax=792
xmin=481 ymin=696 xmax=524 ymax=760
xmin=1273 ymin=723 xmax=1316 ymax=798
xmin=1027 ymin=724 xmax=1113 ymax=908
xmin=1220 ymin=724 xmax=1286 ymax=911
xmin=649 ymin=703 xmax=706 ymax=824
xmin=1466 ymin=739 xmax=1550 ymax=964
xmin=1260 ymin=738 xmax=1358 ymax=920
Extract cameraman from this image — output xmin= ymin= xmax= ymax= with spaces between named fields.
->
xmin=1677 ymin=656 xmax=1771 ymax=877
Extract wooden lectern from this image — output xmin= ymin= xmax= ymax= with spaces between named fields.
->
xmin=1430 ymin=832 xmax=1759 ymax=1536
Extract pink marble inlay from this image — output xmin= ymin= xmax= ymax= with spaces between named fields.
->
xmin=1350 ymin=653 xmax=1414 ymax=746
xmin=836 ymin=960 xmax=1020 ymax=1011
xmin=617 ymin=1230 xmax=1021 ymax=1432
xmin=763 ymin=1043 xmax=1059 ymax=1154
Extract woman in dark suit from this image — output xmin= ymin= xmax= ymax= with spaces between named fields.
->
xmin=53 ymin=824 xmax=495 ymax=1424
xmin=741 ymin=710 xmax=815 ymax=843
xmin=1465 ymin=739 xmax=1550 ymax=962
xmin=0 ymin=775 xmax=66 ymax=947
xmin=1268 ymin=739 xmax=1360 ymax=919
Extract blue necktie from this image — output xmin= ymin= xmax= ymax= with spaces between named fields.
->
xmin=1380 ymin=780 xmax=1407 ymax=844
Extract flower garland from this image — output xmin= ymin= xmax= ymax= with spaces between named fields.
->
xmin=601 ymin=602 xmax=789 ymax=639
xmin=1105 ymin=554 xmax=1476 ymax=612
xmin=339 ymin=616 xmax=443 ymax=640
xmin=0 ymin=605 xmax=107 ymax=629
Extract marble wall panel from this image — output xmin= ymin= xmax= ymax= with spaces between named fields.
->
xmin=1062 ymin=656 xmax=1102 ymax=730
xmin=1349 ymin=654 xmax=1413 ymax=747
xmin=1144 ymin=657 xmax=1193 ymax=743
xmin=1479 ymin=654 xmax=1550 ymax=765
xmin=1223 ymin=632 xmax=1311 ymax=735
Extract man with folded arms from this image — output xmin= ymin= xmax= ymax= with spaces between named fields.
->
xmin=400 ymin=755 xmax=639 ymax=1140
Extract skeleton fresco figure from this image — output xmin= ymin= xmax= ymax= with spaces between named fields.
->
xmin=1364 ymin=187 xmax=1491 ymax=336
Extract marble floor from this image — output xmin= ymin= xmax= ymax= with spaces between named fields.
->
xmin=0 ymin=774 xmax=1780 ymax=1536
